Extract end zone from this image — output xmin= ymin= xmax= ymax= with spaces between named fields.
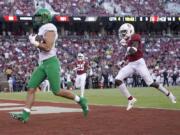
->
xmin=0 ymin=102 xmax=82 ymax=115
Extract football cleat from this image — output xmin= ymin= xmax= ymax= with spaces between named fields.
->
xmin=168 ymin=92 xmax=176 ymax=104
xmin=10 ymin=110 xmax=30 ymax=123
xmin=78 ymin=97 xmax=89 ymax=117
xmin=127 ymin=97 xmax=137 ymax=111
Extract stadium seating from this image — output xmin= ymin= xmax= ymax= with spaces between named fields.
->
xmin=0 ymin=0 xmax=179 ymax=16
xmin=0 ymin=35 xmax=179 ymax=91
xmin=0 ymin=0 xmax=179 ymax=91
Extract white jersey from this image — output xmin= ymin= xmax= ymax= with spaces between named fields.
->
xmin=38 ymin=23 xmax=58 ymax=61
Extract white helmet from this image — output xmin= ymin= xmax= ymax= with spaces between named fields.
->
xmin=118 ymin=23 xmax=135 ymax=39
xmin=77 ymin=53 xmax=85 ymax=61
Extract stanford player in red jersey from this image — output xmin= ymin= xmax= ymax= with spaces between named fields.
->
xmin=115 ymin=23 xmax=176 ymax=110
xmin=73 ymin=53 xmax=89 ymax=97
xmin=126 ymin=34 xmax=143 ymax=62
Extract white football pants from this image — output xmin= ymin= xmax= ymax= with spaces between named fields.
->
xmin=75 ymin=73 xmax=87 ymax=97
xmin=115 ymin=58 xmax=153 ymax=86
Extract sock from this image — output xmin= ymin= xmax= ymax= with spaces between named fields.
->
xmin=23 ymin=108 xmax=30 ymax=120
xmin=119 ymin=83 xmax=132 ymax=99
xmin=158 ymin=84 xmax=169 ymax=95
xmin=81 ymin=88 xmax=84 ymax=97
xmin=23 ymin=108 xmax=31 ymax=113
xmin=74 ymin=95 xmax=80 ymax=102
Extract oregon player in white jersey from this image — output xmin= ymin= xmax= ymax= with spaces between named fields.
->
xmin=10 ymin=9 xmax=89 ymax=123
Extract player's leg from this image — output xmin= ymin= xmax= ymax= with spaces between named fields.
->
xmin=136 ymin=59 xmax=176 ymax=103
xmin=10 ymin=65 xmax=46 ymax=123
xmin=80 ymin=73 xmax=87 ymax=97
xmin=115 ymin=64 xmax=137 ymax=110
xmin=41 ymin=82 xmax=46 ymax=92
xmin=75 ymin=75 xmax=81 ymax=89
xmin=47 ymin=80 xmax=50 ymax=92
xmin=46 ymin=57 xmax=88 ymax=116
xmin=43 ymin=82 xmax=48 ymax=92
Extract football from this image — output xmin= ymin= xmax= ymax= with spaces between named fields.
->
xmin=35 ymin=35 xmax=44 ymax=43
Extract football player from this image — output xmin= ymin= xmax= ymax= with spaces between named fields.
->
xmin=73 ymin=53 xmax=89 ymax=97
xmin=115 ymin=23 xmax=176 ymax=111
xmin=10 ymin=9 xmax=88 ymax=123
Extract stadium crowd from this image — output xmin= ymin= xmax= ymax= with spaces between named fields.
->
xmin=0 ymin=34 xmax=179 ymax=91
xmin=0 ymin=0 xmax=179 ymax=91
xmin=0 ymin=0 xmax=179 ymax=16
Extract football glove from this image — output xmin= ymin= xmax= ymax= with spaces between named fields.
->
xmin=120 ymin=38 xmax=127 ymax=46
xmin=29 ymin=34 xmax=40 ymax=47
xmin=117 ymin=60 xmax=125 ymax=66
xmin=127 ymin=47 xmax=137 ymax=55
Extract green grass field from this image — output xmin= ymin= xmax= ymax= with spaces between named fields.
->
xmin=0 ymin=86 xmax=179 ymax=110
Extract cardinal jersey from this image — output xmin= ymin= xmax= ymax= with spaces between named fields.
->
xmin=74 ymin=60 xmax=89 ymax=75
xmin=126 ymin=34 xmax=143 ymax=62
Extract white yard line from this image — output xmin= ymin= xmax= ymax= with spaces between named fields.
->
xmin=0 ymin=98 xmax=179 ymax=111
xmin=89 ymin=103 xmax=180 ymax=111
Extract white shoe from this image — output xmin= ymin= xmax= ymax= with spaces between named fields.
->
xmin=127 ymin=98 xmax=137 ymax=111
xmin=168 ymin=92 xmax=176 ymax=104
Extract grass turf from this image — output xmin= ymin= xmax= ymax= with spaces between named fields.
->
xmin=0 ymin=86 xmax=179 ymax=110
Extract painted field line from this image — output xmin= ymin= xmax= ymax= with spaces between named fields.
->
xmin=0 ymin=98 xmax=179 ymax=111
xmin=0 ymin=106 xmax=23 ymax=111
xmin=0 ymin=103 xmax=23 ymax=106
xmin=9 ymin=106 xmax=81 ymax=114
xmin=90 ymin=103 xmax=180 ymax=111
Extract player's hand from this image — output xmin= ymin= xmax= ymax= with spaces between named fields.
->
xmin=29 ymin=34 xmax=40 ymax=47
xmin=120 ymin=38 xmax=127 ymax=46
xmin=127 ymin=47 xmax=137 ymax=55
xmin=117 ymin=60 xmax=125 ymax=66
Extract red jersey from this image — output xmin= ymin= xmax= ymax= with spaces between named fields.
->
xmin=74 ymin=60 xmax=89 ymax=75
xmin=126 ymin=34 xmax=143 ymax=62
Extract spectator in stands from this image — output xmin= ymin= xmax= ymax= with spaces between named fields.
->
xmin=108 ymin=73 xmax=114 ymax=88
xmin=0 ymin=0 xmax=180 ymax=16
xmin=172 ymin=70 xmax=178 ymax=86
xmin=5 ymin=66 xmax=12 ymax=80
xmin=8 ymin=77 xmax=13 ymax=92
xmin=41 ymin=79 xmax=50 ymax=92
xmin=163 ymin=69 xmax=169 ymax=86
xmin=0 ymin=34 xmax=179 ymax=91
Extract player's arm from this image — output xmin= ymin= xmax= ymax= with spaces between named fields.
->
xmin=29 ymin=31 xmax=55 ymax=52
xmin=68 ymin=61 xmax=77 ymax=71
xmin=72 ymin=62 xmax=78 ymax=71
xmin=85 ymin=61 xmax=90 ymax=71
xmin=37 ymin=31 xmax=56 ymax=52
xmin=116 ymin=57 xmax=128 ymax=68
xmin=127 ymin=41 xmax=139 ymax=55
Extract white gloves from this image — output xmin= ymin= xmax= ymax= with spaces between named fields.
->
xmin=117 ymin=60 xmax=125 ymax=66
xmin=127 ymin=47 xmax=137 ymax=52
xmin=120 ymin=38 xmax=127 ymax=46
xmin=29 ymin=34 xmax=40 ymax=47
